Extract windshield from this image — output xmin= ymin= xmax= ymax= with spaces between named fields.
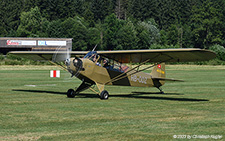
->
xmin=83 ymin=51 xmax=97 ymax=59
xmin=83 ymin=51 xmax=129 ymax=73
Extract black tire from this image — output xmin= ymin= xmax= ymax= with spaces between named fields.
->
xmin=100 ymin=90 xmax=109 ymax=100
xmin=67 ymin=89 xmax=76 ymax=98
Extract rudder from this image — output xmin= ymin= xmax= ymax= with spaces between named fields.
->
xmin=150 ymin=63 xmax=166 ymax=87
xmin=150 ymin=63 xmax=166 ymax=78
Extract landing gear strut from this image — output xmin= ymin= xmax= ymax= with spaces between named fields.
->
xmin=67 ymin=81 xmax=93 ymax=98
xmin=157 ymin=87 xmax=164 ymax=94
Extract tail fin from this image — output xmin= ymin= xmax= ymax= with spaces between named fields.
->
xmin=150 ymin=63 xmax=166 ymax=78
xmin=150 ymin=63 xmax=183 ymax=88
xmin=150 ymin=63 xmax=166 ymax=87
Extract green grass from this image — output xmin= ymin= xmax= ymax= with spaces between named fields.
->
xmin=0 ymin=65 xmax=224 ymax=140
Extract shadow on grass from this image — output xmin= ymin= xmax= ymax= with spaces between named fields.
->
xmin=111 ymin=94 xmax=209 ymax=101
xmin=13 ymin=89 xmax=66 ymax=95
xmin=13 ymin=89 xmax=209 ymax=102
xmin=132 ymin=91 xmax=184 ymax=95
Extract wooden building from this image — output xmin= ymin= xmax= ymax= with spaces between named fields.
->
xmin=0 ymin=37 xmax=72 ymax=54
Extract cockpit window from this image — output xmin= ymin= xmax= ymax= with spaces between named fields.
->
xmin=83 ymin=51 xmax=129 ymax=73
xmin=102 ymin=57 xmax=129 ymax=73
xmin=83 ymin=51 xmax=97 ymax=59
xmin=84 ymin=51 xmax=100 ymax=65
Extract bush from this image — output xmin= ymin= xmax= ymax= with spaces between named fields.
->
xmin=0 ymin=54 xmax=5 ymax=60
xmin=0 ymin=54 xmax=53 ymax=65
xmin=206 ymin=59 xmax=225 ymax=65
xmin=209 ymin=44 xmax=225 ymax=61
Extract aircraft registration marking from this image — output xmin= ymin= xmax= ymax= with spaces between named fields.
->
xmin=131 ymin=75 xmax=147 ymax=84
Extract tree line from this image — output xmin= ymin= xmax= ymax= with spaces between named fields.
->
xmin=0 ymin=0 xmax=225 ymax=53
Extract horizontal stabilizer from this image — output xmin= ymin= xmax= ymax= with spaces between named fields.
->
xmin=152 ymin=77 xmax=184 ymax=82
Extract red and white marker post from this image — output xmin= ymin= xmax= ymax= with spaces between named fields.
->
xmin=50 ymin=70 xmax=60 ymax=78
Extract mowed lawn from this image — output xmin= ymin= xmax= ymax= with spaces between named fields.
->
xmin=0 ymin=65 xmax=224 ymax=140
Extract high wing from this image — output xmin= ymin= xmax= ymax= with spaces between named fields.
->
xmin=9 ymin=51 xmax=88 ymax=61
xmin=9 ymin=48 xmax=216 ymax=63
xmin=97 ymin=48 xmax=216 ymax=63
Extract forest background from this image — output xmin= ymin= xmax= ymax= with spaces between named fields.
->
xmin=0 ymin=0 xmax=225 ymax=63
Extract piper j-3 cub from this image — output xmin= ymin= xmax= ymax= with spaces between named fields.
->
xmin=10 ymin=48 xmax=216 ymax=100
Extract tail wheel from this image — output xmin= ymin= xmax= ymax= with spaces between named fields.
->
xmin=100 ymin=90 xmax=109 ymax=100
xmin=67 ymin=89 xmax=76 ymax=98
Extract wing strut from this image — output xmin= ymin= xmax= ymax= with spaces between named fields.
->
xmin=105 ymin=63 xmax=157 ymax=85
xmin=104 ymin=54 xmax=162 ymax=84
xmin=104 ymin=58 xmax=152 ymax=85
xmin=105 ymin=55 xmax=173 ymax=85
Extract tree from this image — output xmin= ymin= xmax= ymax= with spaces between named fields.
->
xmin=60 ymin=17 xmax=88 ymax=51
xmin=37 ymin=0 xmax=85 ymax=20
xmin=191 ymin=0 xmax=223 ymax=48
xmin=136 ymin=19 xmax=160 ymax=49
xmin=209 ymin=44 xmax=225 ymax=61
xmin=127 ymin=0 xmax=143 ymax=21
xmin=155 ymin=0 xmax=176 ymax=29
xmin=117 ymin=20 xmax=138 ymax=50
xmin=128 ymin=0 xmax=159 ymax=22
xmin=115 ymin=0 xmax=129 ymax=20
xmin=16 ymin=6 xmax=49 ymax=37
xmin=0 ymin=0 xmax=24 ymax=36
xmin=103 ymin=14 xmax=123 ymax=50
xmin=86 ymin=27 xmax=101 ymax=50
xmin=0 ymin=23 xmax=7 ymax=37
xmin=83 ymin=8 xmax=95 ymax=27
xmin=182 ymin=24 xmax=194 ymax=48
xmin=47 ymin=19 xmax=63 ymax=38
xmin=22 ymin=0 xmax=39 ymax=12
xmin=166 ymin=24 xmax=179 ymax=46
xmin=214 ymin=0 xmax=225 ymax=47
xmin=91 ymin=0 xmax=114 ymax=21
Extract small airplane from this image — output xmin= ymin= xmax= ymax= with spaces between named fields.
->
xmin=10 ymin=48 xmax=216 ymax=100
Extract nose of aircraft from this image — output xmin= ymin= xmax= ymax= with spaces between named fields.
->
xmin=65 ymin=57 xmax=83 ymax=76
xmin=65 ymin=58 xmax=70 ymax=66
xmin=73 ymin=58 xmax=83 ymax=70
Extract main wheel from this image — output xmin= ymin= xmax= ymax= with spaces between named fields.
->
xmin=67 ymin=89 xmax=76 ymax=98
xmin=100 ymin=90 xmax=109 ymax=100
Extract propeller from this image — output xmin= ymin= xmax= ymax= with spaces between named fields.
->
xmin=51 ymin=44 xmax=98 ymax=77
xmin=52 ymin=46 xmax=71 ymax=62
xmin=52 ymin=46 xmax=82 ymax=77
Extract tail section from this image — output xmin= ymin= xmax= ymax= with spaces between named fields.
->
xmin=151 ymin=63 xmax=166 ymax=78
xmin=150 ymin=63 xmax=166 ymax=87
xmin=150 ymin=63 xmax=183 ymax=88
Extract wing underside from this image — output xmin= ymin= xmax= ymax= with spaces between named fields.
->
xmin=9 ymin=48 xmax=216 ymax=63
xmin=97 ymin=48 xmax=216 ymax=63
xmin=9 ymin=51 xmax=88 ymax=61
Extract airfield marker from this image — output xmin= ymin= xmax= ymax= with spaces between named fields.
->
xmin=50 ymin=70 xmax=60 ymax=78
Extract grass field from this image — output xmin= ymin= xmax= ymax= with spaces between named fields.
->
xmin=0 ymin=65 xmax=224 ymax=140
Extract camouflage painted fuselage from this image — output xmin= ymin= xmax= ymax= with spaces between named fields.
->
xmin=68 ymin=58 xmax=165 ymax=88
